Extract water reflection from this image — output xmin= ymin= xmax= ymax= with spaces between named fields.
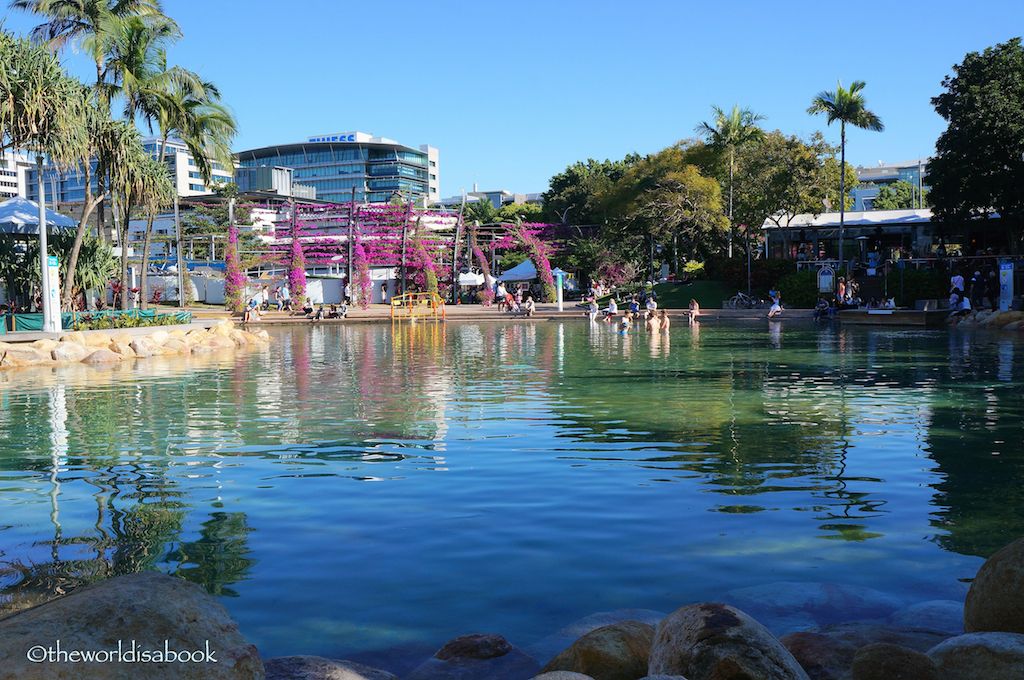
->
xmin=0 ymin=322 xmax=1021 ymax=654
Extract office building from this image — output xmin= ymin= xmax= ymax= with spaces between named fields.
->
xmin=851 ymin=158 xmax=929 ymax=211
xmin=437 ymin=187 xmax=543 ymax=209
xmin=0 ymin=150 xmax=32 ymax=199
xmin=25 ymin=137 xmax=235 ymax=204
xmin=235 ymin=132 xmax=439 ymax=205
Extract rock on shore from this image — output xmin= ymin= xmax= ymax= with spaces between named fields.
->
xmin=964 ymin=537 xmax=1024 ymax=634
xmin=0 ymin=572 xmax=264 ymax=680
xmin=648 ymin=603 xmax=810 ymax=680
xmin=405 ymin=633 xmax=539 ymax=680
xmin=541 ymin=620 xmax=654 ymax=680
xmin=0 ymin=320 xmax=270 ymax=371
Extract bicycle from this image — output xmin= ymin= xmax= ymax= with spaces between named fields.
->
xmin=726 ymin=291 xmax=767 ymax=309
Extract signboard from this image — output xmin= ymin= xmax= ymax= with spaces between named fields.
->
xmin=999 ymin=261 xmax=1014 ymax=312
xmin=308 ymin=133 xmax=357 ymax=143
xmin=817 ymin=265 xmax=835 ymax=293
xmin=46 ymin=255 xmax=62 ymax=331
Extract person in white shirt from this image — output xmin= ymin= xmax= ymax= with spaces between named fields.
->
xmin=604 ymin=297 xmax=618 ymax=321
xmin=646 ymin=298 xmax=658 ymax=312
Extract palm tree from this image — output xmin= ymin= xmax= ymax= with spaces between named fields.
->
xmin=10 ymin=0 xmax=165 ymax=105
xmin=697 ymin=105 xmax=764 ymax=258
xmin=130 ymin=155 xmax=173 ymax=308
xmin=808 ymin=81 xmax=884 ymax=269
xmin=108 ymin=135 xmax=148 ymax=308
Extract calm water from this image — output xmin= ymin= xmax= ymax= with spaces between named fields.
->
xmin=1 ymin=321 xmax=1022 ymax=660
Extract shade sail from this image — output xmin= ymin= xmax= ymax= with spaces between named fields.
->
xmin=0 ymin=197 xmax=77 ymax=235
xmin=499 ymin=259 xmax=537 ymax=282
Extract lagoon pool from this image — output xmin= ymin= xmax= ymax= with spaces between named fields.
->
xmin=1 ymin=321 xmax=1022 ymax=662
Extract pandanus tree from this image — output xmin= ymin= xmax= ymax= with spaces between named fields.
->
xmin=0 ymin=30 xmax=88 ymax=309
xmin=697 ymin=105 xmax=764 ymax=259
xmin=808 ymin=81 xmax=884 ymax=268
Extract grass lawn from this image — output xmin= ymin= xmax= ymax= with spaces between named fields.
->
xmin=653 ymin=280 xmax=734 ymax=309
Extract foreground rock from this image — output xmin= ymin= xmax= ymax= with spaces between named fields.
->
xmin=849 ymin=643 xmax=937 ymax=680
xmin=927 ymin=632 xmax=1024 ymax=680
xmin=405 ymin=633 xmax=539 ymax=680
xmin=542 ymin=620 xmax=654 ymax=680
xmin=531 ymin=673 xmax=596 ymax=680
xmin=0 ymin=572 xmax=263 ymax=679
xmin=649 ymin=603 xmax=810 ymax=680
xmin=526 ymin=609 xmax=666 ymax=666
xmin=965 ymin=537 xmax=1024 ymax=633
xmin=781 ymin=622 xmax=951 ymax=680
xmin=264 ymin=655 xmax=396 ymax=680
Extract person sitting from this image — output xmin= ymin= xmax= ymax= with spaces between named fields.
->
xmin=659 ymin=309 xmax=671 ymax=332
xmin=628 ymin=296 xmax=641 ymax=314
xmin=645 ymin=296 xmax=658 ymax=313
xmin=587 ymin=299 xmax=599 ymax=323
xmin=506 ymin=292 xmax=521 ymax=314
xmin=883 ymin=297 xmax=897 ymax=309
xmin=327 ymin=304 xmax=340 ymax=319
xmin=338 ymin=301 xmax=349 ymax=318
xmin=603 ymin=297 xmax=618 ymax=322
xmin=301 ymin=297 xmax=314 ymax=316
xmin=311 ymin=304 xmax=325 ymax=321
xmin=523 ymin=295 xmax=536 ymax=317
xmin=767 ymin=293 xmax=784 ymax=318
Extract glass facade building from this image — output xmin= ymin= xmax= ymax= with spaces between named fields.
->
xmin=235 ymin=138 xmax=435 ymax=204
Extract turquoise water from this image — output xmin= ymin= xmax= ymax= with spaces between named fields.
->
xmin=1 ymin=322 xmax=1022 ymax=661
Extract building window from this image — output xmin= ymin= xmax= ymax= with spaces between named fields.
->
xmin=189 ymin=183 xmax=205 ymax=191
xmin=429 ymin=161 xmax=436 ymax=167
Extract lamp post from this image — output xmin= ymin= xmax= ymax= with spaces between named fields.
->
xmin=552 ymin=267 xmax=568 ymax=312
xmin=36 ymin=155 xmax=60 ymax=333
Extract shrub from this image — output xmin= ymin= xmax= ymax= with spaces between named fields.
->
xmin=71 ymin=312 xmax=186 ymax=331
xmin=884 ymin=268 xmax=947 ymax=306
xmin=775 ymin=270 xmax=819 ymax=308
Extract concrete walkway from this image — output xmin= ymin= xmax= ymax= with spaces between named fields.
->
xmin=2 ymin=320 xmax=219 ymax=343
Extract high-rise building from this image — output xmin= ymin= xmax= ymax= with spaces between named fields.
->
xmin=235 ymin=132 xmax=439 ymax=205
xmin=25 ymin=137 xmax=234 ymax=204
xmin=0 ymin=150 xmax=31 ymax=199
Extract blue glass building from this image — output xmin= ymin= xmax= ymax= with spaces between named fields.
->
xmin=235 ymin=132 xmax=439 ymax=205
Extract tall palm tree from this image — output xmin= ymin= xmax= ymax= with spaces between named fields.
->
xmin=808 ymin=81 xmax=884 ymax=269
xmin=128 ymin=155 xmax=173 ymax=308
xmin=10 ymin=0 xmax=165 ymax=105
xmin=697 ymin=105 xmax=764 ymax=258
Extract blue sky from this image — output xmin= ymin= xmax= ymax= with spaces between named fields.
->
xmin=5 ymin=0 xmax=1023 ymax=197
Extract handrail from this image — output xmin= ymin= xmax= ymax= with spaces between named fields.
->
xmin=390 ymin=292 xmax=446 ymax=320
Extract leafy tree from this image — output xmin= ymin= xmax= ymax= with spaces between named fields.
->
xmin=929 ymin=37 xmax=1024 ymax=251
xmin=497 ymin=201 xmax=543 ymax=223
xmin=697 ymin=105 xmax=765 ymax=257
xmin=603 ymin=146 xmax=728 ymax=266
xmin=808 ymin=80 xmax=884 ymax=267
xmin=462 ymin=197 xmax=499 ymax=225
xmin=541 ymin=156 xmax=639 ymax=225
xmin=872 ymin=180 xmax=925 ymax=211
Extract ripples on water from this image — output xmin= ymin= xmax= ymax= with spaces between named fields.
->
xmin=0 ymin=322 xmax=1022 ymax=658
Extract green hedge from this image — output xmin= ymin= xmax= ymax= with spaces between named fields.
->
xmin=775 ymin=270 xmax=820 ymax=308
xmin=884 ymin=268 xmax=947 ymax=307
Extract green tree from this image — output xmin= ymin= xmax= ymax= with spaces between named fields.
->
xmin=696 ymin=105 xmax=765 ymax=258
xmin=871 ymin=180 xmax=924 ymax=211
xmin=10 ymin=0 xmax=165 ymax=105
xmin=808 ymin=80 xmax=884 ymax=267
xmin=541 ymin=156 xmax=639 ymax=225
xmin=497 ymin=201 xmax=543 ymax=223
xmin=463 ymin=197 xmax=500 ymax=225
xmin=929 ymin=37 xmax=1024 ymax=252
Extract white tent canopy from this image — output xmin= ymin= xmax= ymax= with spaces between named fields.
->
xmin=499 ymin=259 xmax=537 ymax=282
xmin=458 ymin=271 xmax=485 ymax=286
xmin=0 ymin=197 xmax=77 ymax=235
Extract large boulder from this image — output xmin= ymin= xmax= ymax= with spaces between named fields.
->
xmin=526 ymin=609 xmax=666 ymax=665
xmin=0 ymin=344 xmax=50 ymax=368
xmin=162 ymin=338 xmax=190 ymax=354
xmin=888 ymin=600 xmax=964 ymax=634
xmin=0 ymin=572 xmax=263 ymax=679
xmin=82 ymin=332 xmax=113 ymax=348
xmin=405 ymin=633 xmax=539 ymax=680
xmin=59 ymin=331 xmax=86 ymax=345
xmin=965 ymin=537 xmax=1024 ymax=633
xmin=130 ymin=338 xmax=156 ymax=358
xmin=149 ymin=330 xmax=170 ymax=346
xmin=108 ymin=341 xmax=137 ymax=358
xmin=648 ymin=603 xmax=810 ymax=680
xmin=51 ymin=342 xmax=89 ymax=363
xmin=264 ymin=655 xmax=396 ymax=680
xmin=927 ymin=632 xmax=1024 ymax=680
xmin=81 ymin=348 xmax=122 ymax=365
xmin=542 ymin=621 xmax=654 ymax=680
xmin=31 ymin=338 xmax=59 ymax=353
xmin=849 ymin=643 xmax=937 ymax=680
xmin=781 ymin=622 xmax=951 ymax=680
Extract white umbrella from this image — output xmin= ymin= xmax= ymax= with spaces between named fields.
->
xmin=0 ymin=197 xmax=76 ymax=235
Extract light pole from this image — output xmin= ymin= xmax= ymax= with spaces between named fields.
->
xmin=36 ymin=155 xmax=60 ymax=333
xmin=552 ymin=267 xmax=568 ymax=312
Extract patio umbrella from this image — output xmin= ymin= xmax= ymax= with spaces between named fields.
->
xmin=0 ymin=197 xmax=76 ymax=235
